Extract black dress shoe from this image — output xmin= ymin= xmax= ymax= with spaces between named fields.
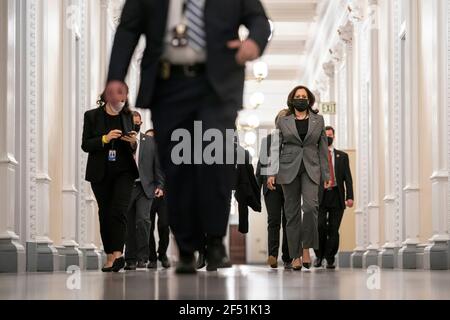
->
xmin=314 ymin=258 xmax=323 ymax=268
xmin=326 ymin=258 xmax=336 ymax=269
xmin=147 ymin=261 xmax=157 ymax=269
xmin=159 ymin=255 xmax=171 ymax=269
xmin=176 ymin=253 xmax=197 ymax=274
xmin=101 ymin=266 xmax=113 ymax=272
xmin=206 ymin=237 xmax=232 ymax=270
xmin=124 ymin=262 xmax=137 ymax=271
xmin=137 ymin=261 xmax=147 ymax=268
xmin=196 ymin=252 xmax=206 ymax=269
xmin=206 ymin=263 xmax=218 ymax=272
xmin=112 ymin=256 xmax=125 ymax=272
xmin=326 ymin=263 xmax=336 ymax=270
xmin=283 ymin=261 xmax=293 ymax=270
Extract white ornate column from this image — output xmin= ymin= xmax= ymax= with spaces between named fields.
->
xmin=88 ymin=0 xmax=107 ymax=267
xmin=77 ymin=0 xmax=101 ymax=270
xmin=0 ymin=0 xmax=26 ymax=273
xmin=338 ymin=20 xmax=355 ymax=150
xmin=379 ymin=0 xmax=403 ymax=268
xmin=24 ymin=0 xmax=59 ymax=272
xmin=322 ymin=61 xmax=336 ymax=127
xmin=424 ymin=0 xmax=450 ymax=270
xmin=447 ymin=0 xmax=450 ymax=271
xmin=398 ymin=0 xmax=421 ymax=269
xmin=106 ymin=0 xmax=125 ymax=61
xmin=351 ymin=10 xmax=371 ymax=268
xmin=362 ymin=0 xmax=381 ymax=268
xmin=59 ymin=0 xmax=83 ymax=269
xmin=330 ymin=42 xmax=345 ymax=148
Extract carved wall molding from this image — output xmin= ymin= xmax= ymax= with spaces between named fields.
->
xmin=26 ymin=0 xmax=39 ymax=240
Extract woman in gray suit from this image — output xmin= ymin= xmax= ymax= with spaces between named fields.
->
xmin=268 ymin=85 xmax=331 ymax=271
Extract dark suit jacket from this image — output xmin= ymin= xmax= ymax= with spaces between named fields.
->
xmin=136 ymin=133 xmax=165 ymax=199
xmin=81 ymin=107 xmax=139 ymax=183
xmin=256 ymin=134 xmax=280 ymax=196
xmin=234 ymin=148 xmax=261 ymax=234
xmin=319 ymin=149 xmax=354 ymax=210
xmin=107 ymin=0 xmax=271 ymax=109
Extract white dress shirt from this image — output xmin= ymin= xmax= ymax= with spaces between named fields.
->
xmin=134 ymin=133 xmax=142 ymax=182
xmin=162 ymin=0 xmax=207 ymax=64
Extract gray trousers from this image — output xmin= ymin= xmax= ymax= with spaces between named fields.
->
xmin=125 ymin=182 xmax=154 ymax=262
xmin=281 ymin=165 xmax=319 ymax=259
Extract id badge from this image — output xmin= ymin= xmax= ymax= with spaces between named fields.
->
xmin=108 ymin=150 xmax=117 ymax=162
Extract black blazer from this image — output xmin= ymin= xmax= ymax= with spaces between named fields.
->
xmin=319 ymin=149 xmax=354 ymax=210
xmin=234 ymin=148 xmax=261 ymax=234
xmin=136 ymin=133 xmax=165 ymax=199
xmin=81 ymin=107 xmax=139 ymax=183
xmin=256 ymin=134 xmax=281 ymax=196
xmin=107 ymin=0 xmax=271 ymax=109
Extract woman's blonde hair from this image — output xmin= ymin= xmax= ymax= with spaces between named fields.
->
xmin=275 ymin=108 xmax=289 ymax=126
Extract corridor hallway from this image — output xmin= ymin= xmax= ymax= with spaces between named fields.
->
xmin=1 ymin=0 xmax=450 ymax=305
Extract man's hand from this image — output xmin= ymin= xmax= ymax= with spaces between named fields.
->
xmin=227 ymin=39 xmax=261 ymax=65
xmin=324 ymin=180 xmax=332 ymax=189
xmin=346 ymin=199 xmax=354 ymax=208
xmin=267 ymin=176 xmax=276 ymax=191
xmin=155 ymin=188 xmax=164 ymax=198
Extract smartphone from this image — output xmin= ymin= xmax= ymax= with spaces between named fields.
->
xmin=122 ymin=131 xmax=137 ymax=137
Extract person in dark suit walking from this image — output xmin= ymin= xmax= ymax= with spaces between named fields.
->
xmin=314 ymin=126 xmax=354 ymax=269
xmin=268 ymin=86 xmax=331 ymax=271
xmin=145 ymin=129 xmax=171 ymax=270
xmin=256 ymin=112 xmax=291 ymax=270
xmin=81 ymin=84 xmax=139 ymax=272
xmin=197 ymin=144 xmax=260 ymax=272
xmin=124 ymin=112 xmax=165 ymax=270
xmin=105 ymin=0 xmax=271 ymax=273
xmin=148 ymin=194 xmax=171 ymax=269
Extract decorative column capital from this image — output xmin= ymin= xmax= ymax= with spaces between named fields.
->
xmin=338 ymin=20 xmax=354 ymax=45
xmin=66 ymin=2 xmax=82 ymax=39
xmin=107 ymin=0 xmax=125 ymax=29
xmin=347 ymin=0 xmax=364 ymax=23
xmin=314 ymin=77 xmax=328 ymax=95
xmin=323 ymin=61 xmax=335 ymax=78
xmin=329 ymin=42 xmax=345 ymax=64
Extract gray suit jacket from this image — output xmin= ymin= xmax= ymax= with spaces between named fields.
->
xmin=272 ymin=112 xmax=330 ymax=185
xmin=136 ymin=133 xmax=165 ymax=199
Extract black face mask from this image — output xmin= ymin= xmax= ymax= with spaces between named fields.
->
xmin=327 ymin=137 xmax=334 ymax=146
xmin=290 ymin=98 xmax=309 ymax=112
xmin=134 ymin=124 xmax=141 ymax=133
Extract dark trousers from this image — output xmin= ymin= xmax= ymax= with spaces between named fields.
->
xmin=264 ymin=187 xmax=290 ymax=262
xmin=125 ymin=182 xmax=154 ymax=263
xmin=91 ymin=171 xmax=135 ymax=254
xmin=149 ymin=197 xmax=170 ymax=262
xmin=315 ymin=188 xmax=344 ymax=264
xmin=151 ymin=73 xmax=238 ymax=254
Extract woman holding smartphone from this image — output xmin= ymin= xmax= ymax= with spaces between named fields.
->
xmin=82 ymin=81 xmax=139 ymax=272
